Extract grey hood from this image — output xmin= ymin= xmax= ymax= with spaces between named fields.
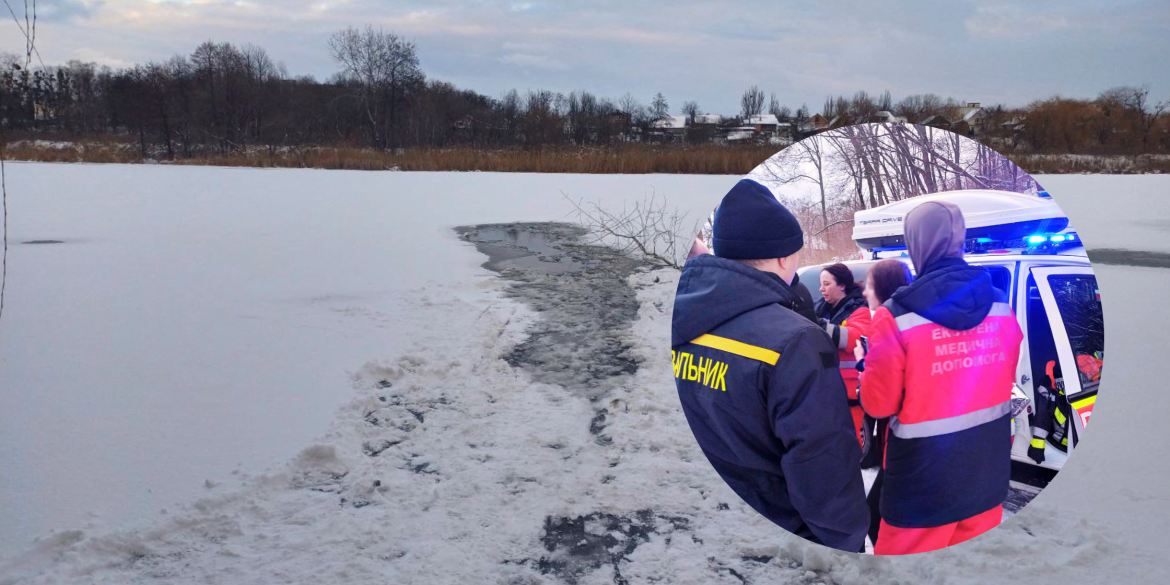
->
xmin=905 ymin=200 xmax=966 ymax=273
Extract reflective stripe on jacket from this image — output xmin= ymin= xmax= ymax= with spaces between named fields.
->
xmin=860 ymin=258 xmax=1023 ymax=529
xmin=816 ymin=290 xmax=870 ymax=449
xmin=673 ymin=254 xmax=869 ymax=552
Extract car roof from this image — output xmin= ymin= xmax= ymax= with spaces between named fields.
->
xmin=800 ymin=253 xmax=1091 ymax=272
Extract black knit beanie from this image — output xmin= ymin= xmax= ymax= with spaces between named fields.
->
xmin=712 ymin=179 xmax=805 ymax=260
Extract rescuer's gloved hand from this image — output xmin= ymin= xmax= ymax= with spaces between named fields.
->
xmin=1027 ymin=432 xmax=1047 ymax=464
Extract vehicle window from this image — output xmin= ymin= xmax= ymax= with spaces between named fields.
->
xmin=797 ymin=266 xmax=825 ymax=304
xmin=986 ymin=265 xmax=1012 ymax=296
xmin=1047 ymin=274 xmax=1104 ymax=394
xmin=1025 ymin=275 xmax=1058 ymax=395
xmin=850 ymin=265 xmax=870 ymax=302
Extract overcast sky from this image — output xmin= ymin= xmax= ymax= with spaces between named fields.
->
xmin=3 ymin=0 xmax=1167 ymax=115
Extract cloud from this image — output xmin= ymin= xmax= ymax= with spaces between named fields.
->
xmin=965 ymin=5 xmax=1070 ymax=39
xmin=20 ymin=0 xmax=103 ymax=22
xmin=499 ymin=52 xmax=566 ymax=71
xmin=71 ymin=46 xmax=131 ymax=67
xmin=525 ymin=25 xmax=681 ymax=45
xmin=0 ymin=0 xmax=1164 ymax=116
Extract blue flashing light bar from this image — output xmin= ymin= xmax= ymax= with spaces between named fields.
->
xmin=1026 ymin=235 xmax=1048 ymax=244
xmin=1068 ymin=233 xmax=1077 ymax=241
xmin=1050 ymin=235 xmax=1067 ymax=242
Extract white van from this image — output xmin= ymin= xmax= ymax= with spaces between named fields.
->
xmin=798 ymin=190 xmax=1103 ymax=481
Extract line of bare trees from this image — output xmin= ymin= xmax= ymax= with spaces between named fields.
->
xmin=751 ymin=124 xmax=1045 ymax=263
xmin=758 ymin=124 xmax=1039 ymax=232
xmin=0 ymin=27 xmax=689 ymax=157
xmin=1 ymin=26 xmax=1167 ymax=159
xmin=807 ymin=87 xmax=1168 ymax=156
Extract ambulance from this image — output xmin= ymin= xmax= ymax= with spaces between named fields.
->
xmin=798 ymin=190 xmax=1103 ymax=481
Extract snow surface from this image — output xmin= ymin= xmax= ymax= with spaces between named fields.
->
xmin=0 ymin=163 xmax=731 ymax=558
xmin=1039 ymin=175 xmax=1170 ymax=253
xmin=0 ymin=165 xmax=1167 ymax=583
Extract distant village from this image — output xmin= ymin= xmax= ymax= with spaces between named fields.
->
xmin=638 ymin=102 xmax=1000 ymax=146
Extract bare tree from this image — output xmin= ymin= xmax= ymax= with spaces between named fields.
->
xmin=758 ymin=134 xmax=830 ymax=229
xmin=823 ymin=95 xmax=837 ymax=120
xmin=617 ymin=92 xmax=640 ymax=117
xmin=563 ymin=190 xmax=696 ymax=270
xmin=768 ymin=92 xmax=783 ymax=118
xmin=1101 ymin=85 xmax=1168 ymax=154
xmin=651 ymin=92 xmax=669 ymax=119
xmin=2 ymin=0 xmax=43 ymax=326
xmin=239 ymin=43 xmax=284 ymax=144
xmin=499 ymin=88 xmax=521 ymax=141
xmin=790 ymin=104 xmax=809 ymax=142
xmin=329 ymin=25 xmax=424 ymax=149
xmin=833 ymin=95 xmax=850 ymax=124
xmin=681 ymin=100 xmax=699 ymax=123
xmin=798 ymin=137 xmax=830 ymax=228
xmin=852 ymin=90 xmax=877 ymax=122
xmin=741 ymin=85 xmax=764 ymax=119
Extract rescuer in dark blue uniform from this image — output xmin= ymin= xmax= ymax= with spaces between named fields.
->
xmin=672 ymin=178 xmax=869 ymax=552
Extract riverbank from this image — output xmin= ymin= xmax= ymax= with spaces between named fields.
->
xmin=6 ymin=140 xmax=1169 ymax=174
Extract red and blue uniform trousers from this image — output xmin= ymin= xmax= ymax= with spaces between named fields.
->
xmin=861 ymin=284 xmax=1023 ymax=555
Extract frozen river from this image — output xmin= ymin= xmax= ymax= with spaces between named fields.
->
xmin=0 ymin=163 xmax=732 ymax=555
xmin=0 ymin=164 xmax=1168 ymax=584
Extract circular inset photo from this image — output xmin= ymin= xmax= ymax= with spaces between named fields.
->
xmin=672 ymin=124 xmax=1103 ymax=555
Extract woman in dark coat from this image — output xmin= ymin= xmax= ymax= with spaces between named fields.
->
xmin=815 ymin=263 xmax=871 ymax=449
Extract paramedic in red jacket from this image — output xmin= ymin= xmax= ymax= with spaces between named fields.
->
xmin=860 ymin=200 xmax=1023 ymax=555
xmin=815 ymin=263 xmax=871 ymax=450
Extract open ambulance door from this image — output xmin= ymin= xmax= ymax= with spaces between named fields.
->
xmin=1031 ymin=266 xmax=1103 ymax=452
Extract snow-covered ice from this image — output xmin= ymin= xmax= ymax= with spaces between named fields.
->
xmin=0 ymin=164 xmax=1167 ymax=583
xmin=1041 ymin=175 xmax=1170 ymax=253
xmin=0 ymin=163 xmax=730 ymax=560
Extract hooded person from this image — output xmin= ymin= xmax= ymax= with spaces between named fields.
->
xmin=860 ymin=200 xmax=1024 ymax=555
xmin=672 ymin=178 xmax=869 ymax=553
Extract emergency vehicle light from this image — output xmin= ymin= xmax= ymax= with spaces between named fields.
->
xmin=1027 ymin=232 xmax=1080 ymax=245
xmin=852 ymin=190 xmax=1068 ymax=251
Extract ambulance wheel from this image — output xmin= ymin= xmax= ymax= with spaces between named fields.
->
xmin=859 ymin=416 xmax=875 ymax=467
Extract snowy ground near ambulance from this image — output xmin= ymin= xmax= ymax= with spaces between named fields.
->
xmin=0 ymin=165 xmax=1167 ymax=584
